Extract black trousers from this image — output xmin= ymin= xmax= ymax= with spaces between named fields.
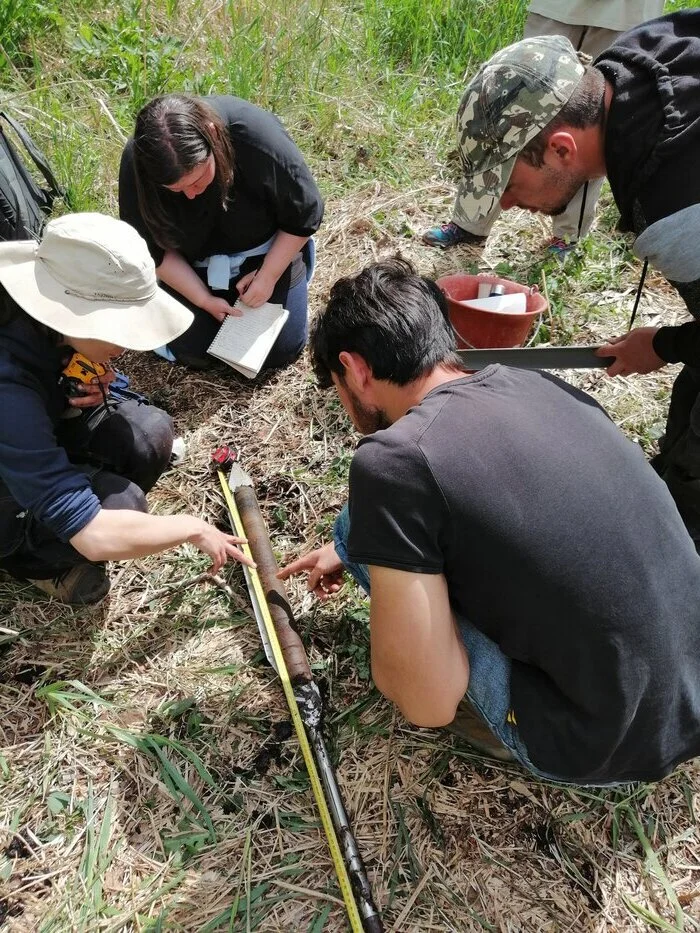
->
xmin=0 ymin=399 xmax=173 ymax=579
xmin=653 ymin=365 xmax=700 ymax=548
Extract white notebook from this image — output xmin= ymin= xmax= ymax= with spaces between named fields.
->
xmin=206 ymin=299 xmax=289 ymax=378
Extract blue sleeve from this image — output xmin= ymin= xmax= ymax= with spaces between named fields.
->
xmin=346 ymin=433 xmax=445 ymax=574
xmin=0 ymin=380 xmax=101 ymax=542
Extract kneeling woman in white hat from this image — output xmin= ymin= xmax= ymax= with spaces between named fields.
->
xmin=0 ymin=212 xmax=252 ymax=605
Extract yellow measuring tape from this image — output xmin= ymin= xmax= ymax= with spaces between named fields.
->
xmin=217 ymin=472 xmax=364 ymax=933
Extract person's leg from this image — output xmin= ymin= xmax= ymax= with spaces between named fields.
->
xmin=451 ymin=181 xmax=501 ymax=238
xmin=449 ymin=618 xmax=519 ymax=761
xmin=159 ymin=266 xmax=234 ymax=370
xmin=424 ymin=180 xmax=499 ymax=248
xmin=164 ymin=283 xmax=221 ymax=370
xmin=578 ymin=25 xmax=622 ymax=59
xmin=652 ymin=366 xmax=700 ymax=550
xmin=56 ymin=399 xmax=174 ymax=494
xmin=522 ymin=12 xmax=584 ymax=45
xmin=3 ymin=398 xmax=171 ymax=600
xmin=165 ymin=260 xmax=307 ymax=372
xmin=263 ymin=272 xmax=308 ymax=369
xmin=0 ymin=469 xmax=148 ymax=603
xmin=334 ymin=504 xmax=518 ymax=764
xmin=10 ymin=470 xmax=148 ymax=577
xmin=333 ymin=504 xmax=371 ymax=593
xmin=551 ymin=175 xmax=605 ymax=242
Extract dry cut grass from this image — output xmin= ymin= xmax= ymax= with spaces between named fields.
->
xmin=1 ymin=186 xmax=700 ymax=932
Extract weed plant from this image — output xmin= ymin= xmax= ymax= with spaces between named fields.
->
xmin=363 ymin=0 xmax=527 ymax=74
xmin=0 ymin=0 xmax=53 ymax=65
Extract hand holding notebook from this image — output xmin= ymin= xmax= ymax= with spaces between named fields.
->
xmin=207 ymin=299 xmax=289 ymax=378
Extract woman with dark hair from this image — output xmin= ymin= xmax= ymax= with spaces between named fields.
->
xmin=119 ymin=94 xmax=324 ymax=372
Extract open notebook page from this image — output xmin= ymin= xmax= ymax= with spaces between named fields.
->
xmin=207 ymin=300 xmax=289 ymax=378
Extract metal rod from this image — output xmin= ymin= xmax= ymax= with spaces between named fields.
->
xmin=230 ymin=475 xmax=384 ymax=932
xmin=458 ymin=344 xmax=615 ymax=371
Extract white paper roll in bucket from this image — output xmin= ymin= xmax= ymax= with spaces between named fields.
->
xmin=457 ymin=293 xmax=527 ymax=315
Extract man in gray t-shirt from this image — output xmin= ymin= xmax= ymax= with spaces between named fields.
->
xmin=280 ymin=259 xmax=700 ymax=785
xmin=447 ymin=13 xmax=700 ymax=543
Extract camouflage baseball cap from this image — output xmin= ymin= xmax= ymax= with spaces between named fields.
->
xmin=455 ymin=35 xmax=585 ymax=223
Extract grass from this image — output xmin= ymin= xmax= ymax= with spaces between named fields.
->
xmin=1 ymin=0 xmax=529 ymax=216
xmin=2 ymin=0 xmax=700 ymax=930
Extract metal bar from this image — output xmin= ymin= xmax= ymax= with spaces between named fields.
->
xmin=238 ymin=558 xmax=278 ymax=672
xmin=458 ymin=344 xmax=615 ymax=371
xmin=217 ymin=469 xmax=383 ymax=932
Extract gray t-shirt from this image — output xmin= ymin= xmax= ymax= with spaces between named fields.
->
xmin=347 ymin=368 xmax=700 ymax=783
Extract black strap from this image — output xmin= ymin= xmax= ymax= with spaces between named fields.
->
xmin=0 ymin=111 xmax=65 ymax=200
xmin=627 ymin=259 xmax=649 ymax=332
xmin=576 ymin=180 xmax=589 ymax=241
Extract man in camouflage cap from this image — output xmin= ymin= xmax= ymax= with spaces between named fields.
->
xmin=422 ymin=0 xmax=664 ymax=253
xmin=453 ymin=34 xmax=589 ymax=228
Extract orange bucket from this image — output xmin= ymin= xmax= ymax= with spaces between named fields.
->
xmin=437 ymin=273 xmax=547 ymax=349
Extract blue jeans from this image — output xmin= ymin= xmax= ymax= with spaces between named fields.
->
xmin=265 ymin=272 xmax=308 ymax=369
xmin=333 ymin=505 xmax=568 ymax=781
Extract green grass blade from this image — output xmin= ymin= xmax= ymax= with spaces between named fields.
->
xmin=625 ymin=806 xmax=685 ymax=930
xmin=623 ymin=895 xmax=684 ymax=932
xmin=146 ymin=738 xmax=216 ymax=840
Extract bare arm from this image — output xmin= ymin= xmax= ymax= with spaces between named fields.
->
xmin=369 ymin=566 xmax=469 ymax=728
xmin=157 ymin=249 xmax=238 ymax=321
xmin=236 ymin=232 xmax=309 ymax=307
xmin=70 ymin=509 xmax=254 ymax=572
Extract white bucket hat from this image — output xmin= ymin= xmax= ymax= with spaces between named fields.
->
xmin=0 ymin=212 xmax=193 ymax=350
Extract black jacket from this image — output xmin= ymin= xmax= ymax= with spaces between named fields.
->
xmin=596 ymin=10 xmax=700 ymax=364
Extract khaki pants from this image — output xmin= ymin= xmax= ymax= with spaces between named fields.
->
xmin=453 ymin=12 xmax=619 ymax=241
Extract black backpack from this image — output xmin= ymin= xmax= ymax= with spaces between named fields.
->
xmin=0 ymin=110 xmax=66 ymax=241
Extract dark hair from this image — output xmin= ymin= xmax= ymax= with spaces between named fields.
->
xmin=310 ymin=258 xmax=462 ymax=389
xmin=132 ymin=94 xmax=235 ymax=250
xmin=0 ymin=285 xmax=59 ymax=342
xmin=520 ymin=65 xmax=606 ymax=168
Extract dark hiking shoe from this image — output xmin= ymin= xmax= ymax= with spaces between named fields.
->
xmin=446 ymin=698 xmax=515 ymax=762
xmin=422 ymin=221 xmax=487 ymax=249
xmin=28 ymin=564 xmax=110 ymax=605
